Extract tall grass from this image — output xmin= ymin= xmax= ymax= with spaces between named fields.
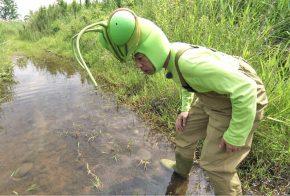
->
xmin=0 ymin=21 xmax=22 ymax=102
xmin=5 ymin=0 xmax=290 ymax=193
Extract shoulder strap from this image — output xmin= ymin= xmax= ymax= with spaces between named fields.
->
xmin=175 ymin=46 xmax=197 ymax=93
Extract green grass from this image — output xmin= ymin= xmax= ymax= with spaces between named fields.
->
xmin=26 ymin=184 xmax=39 ymax=192
xmin=0 ymin=22 xmax=22 ymax=103
xmin=1 ymin=0 xmax=289 ymax=194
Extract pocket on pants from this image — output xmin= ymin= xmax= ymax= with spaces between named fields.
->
xmin=208 ymin=111 xmax=231 ymax=132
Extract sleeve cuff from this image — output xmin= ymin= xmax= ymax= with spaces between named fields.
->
xmin=223 ymin=131 xmax=246 ymax=147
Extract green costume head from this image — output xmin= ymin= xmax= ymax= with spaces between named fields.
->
xmin=98 ymin=8 xmax=170 ymax=73
xmin=72 ymin=8 xmax=170 ymax=86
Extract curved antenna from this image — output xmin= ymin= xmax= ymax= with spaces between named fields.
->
xmin=72 ymin=9 xmax=140 ymax=87
xmin=72 ymin=22 xmax=105 ymax=87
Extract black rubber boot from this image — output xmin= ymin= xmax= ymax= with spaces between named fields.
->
xmin=165 ymin=171 xmax=189 ymax=195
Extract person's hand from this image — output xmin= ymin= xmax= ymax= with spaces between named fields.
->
xmin=219 ymin=138 xmax=241 ymax=153
xmin=175 ymin=112 xmax=189 ymax=132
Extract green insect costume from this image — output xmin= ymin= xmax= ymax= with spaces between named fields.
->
xmin=73 ymin=8 xmax=268 ymax=195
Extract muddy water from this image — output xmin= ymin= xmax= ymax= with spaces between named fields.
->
xmin=0 ymin=56 xmax=213 ymax=195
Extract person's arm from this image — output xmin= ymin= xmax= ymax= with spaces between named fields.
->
xmin=181 ymin=88 xmax=194 ymax=112
xmin=181 ymin=59 xmax=257 ymax=146
xmin=175 ymin=88 xmax=194 ymax=132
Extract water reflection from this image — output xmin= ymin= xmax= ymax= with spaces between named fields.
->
xmin=31 ymin=54 xmax=78 ymax=78
xmin=0 ymin=55 xmax=213 ymax=194
xmin=15 ymin=54 xmax=91 ymax=87
xmin=0 ymin=65 xmax=15 ymax=104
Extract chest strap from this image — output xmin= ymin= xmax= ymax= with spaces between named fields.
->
xmin=175 ymin=45 xmax=198 ymax=93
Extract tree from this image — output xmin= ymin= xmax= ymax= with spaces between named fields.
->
xmin=114 ymin=0 xmax=122 ymax=8
xmin=57 ymin=0 xmax=67 ymax=15
xmin=0 ymin=0 xmax=18 ymax=20
xmin=85 ymin=0 xmax=90 ymax=7
xmin=71 ymin=0 xmax=79 ymax=19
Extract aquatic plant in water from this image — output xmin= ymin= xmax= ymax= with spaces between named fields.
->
xmin=138 ymin=159 xmax=151 ymax=171
xmin=86 ymin=163 xmax=103 ymax=190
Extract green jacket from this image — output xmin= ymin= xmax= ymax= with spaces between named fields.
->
xmin=166 ymin=42 xmax=261 ymax=146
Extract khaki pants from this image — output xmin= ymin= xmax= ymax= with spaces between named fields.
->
xmin=175 ymin=101 xmax=262 ymax=195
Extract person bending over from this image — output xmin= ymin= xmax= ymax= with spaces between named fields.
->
xmin=74 ymin=8 xmax=268 ymax=196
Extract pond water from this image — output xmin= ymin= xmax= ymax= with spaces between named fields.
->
xmin=0 ymin=55 xmax=213 ymax=195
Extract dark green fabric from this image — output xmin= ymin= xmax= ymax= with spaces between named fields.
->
xmin=175 ymin=152 xmax=193 ymax=177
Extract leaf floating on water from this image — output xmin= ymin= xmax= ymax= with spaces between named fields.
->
xmin=26 ymin=184 xmax=38 ymax=192
xmin=138 ymin=159 xmax=151 ymax=171
xmin=112 ymin=154 xmax=119 ymax=162
xmin=87 ymin=131 xmax=100 ymax=142
xmin=10 ymin=168 xmax=19 ymax=177
xmin=91 ymin=176 xmax=103 ymax=190
xmin=86 ymin=163 xmax=103 ymax=190
xmin=12 ymin=191 xmax=18 ymax=195
xmin=127 ymin=139 xmax=134 ymax=149
xmin=77 ymin=141 xmax=82 ymax=159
